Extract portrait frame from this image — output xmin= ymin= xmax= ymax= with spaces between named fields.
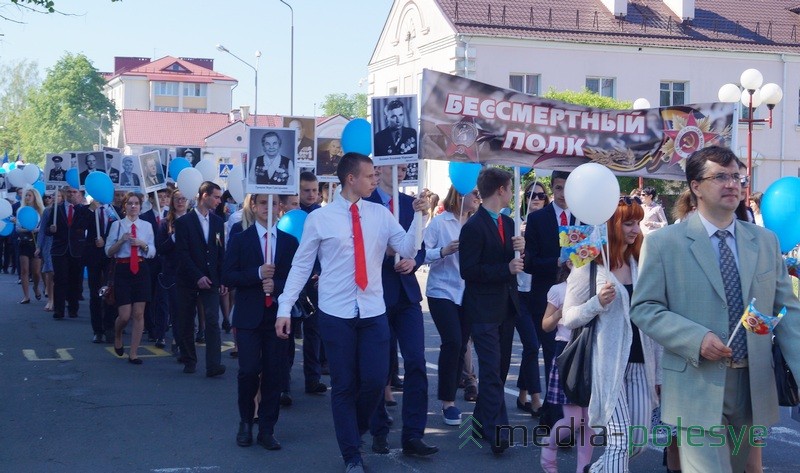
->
xmin=371 ymin=94 xmax=419 ymax=166
xmin=44 ymin=153 xmax=72 ymax=186
xmin=139 ymin=150 xmax=167 ymax=194
xmin=245 ymin=127 xmax=297 ymax=195
xmin=282 ymin=116 xmax=316 ymax=171
xmin=118 ymin=155 xmax=144 ymax=192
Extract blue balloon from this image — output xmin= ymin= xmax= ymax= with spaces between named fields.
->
xmin=519 ymin=167 xmax=532 ymax=174
xmin=17 ymin=206 xmax=40 ymax=231
xmin=448 ymin=161 xmax=482 ymax=195
xmin=0 ymin=168 xmax=6 ymax=174
xmin=33 ymin=181 xmax=45 ymax=197
xmin=65 ymin=168 xmax=79 ymax=189
xmin=169 ymin=157 xmax=192 ymax=181
xmin=341 ymin=119 xmax=373 ymax=156
xmin=761 ymin=176 xmax=800 ymax=253
xmin=0 ymin=218 xmax=12 ymax=236
xmin=277 ymin=209 xmax=308 ymax=242
xmin=8 ymin=162 xmax=16 ymax=170
xmin=85 ymin=171 xmax=114 ymax=204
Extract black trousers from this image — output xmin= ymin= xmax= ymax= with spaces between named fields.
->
xmin=86 ymin=259 xmax=115 ymax=335
xmin=428 ymin=297 xmax=472 ymax=402
xmin=471 ymin=316 xmax=515 ymax=447
xmin=176 ymin=285 xmax=221 ymax=370
xmin=237 ymin=320 xmax=288 ymax=435
xmin=53 ymin=253 xmax=83 ymax=317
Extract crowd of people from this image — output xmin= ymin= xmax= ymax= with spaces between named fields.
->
xmin=3 ymin=145 xmax=799 ymax=473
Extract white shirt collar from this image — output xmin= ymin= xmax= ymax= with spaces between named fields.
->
xmin=552 ymin=202 xmax=568 ymax=220
xmin=697 ymin=212 xmax=736 ymax=239
xmin=194 ymin=208 xmax=209 ymax=221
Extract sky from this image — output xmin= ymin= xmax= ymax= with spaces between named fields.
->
xmin=0 ymin=0 xmax=395 ymax=117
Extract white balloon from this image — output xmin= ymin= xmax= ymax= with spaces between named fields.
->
xmin=564 ymin=163 xmax=620 ymax=225
xmin=6 ymin=168 xmax=26 ymax=188
xmin=1 ymin=163 xmax=9 ymax=171
xmin=227 ymin=166 xmax=245 ymax=204
xmin=22 ymin=163 xmax=40 ymax=184
xmin=176 ymin=168 xmax=204 ymax=198
xmin=0 ymin=198 xmax=11 ymax=219
xmin=194 ymin=158 xmax=218 ymax=182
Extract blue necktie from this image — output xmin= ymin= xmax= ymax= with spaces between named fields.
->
xmin=715 ymin=230 xmax=747 ymax=362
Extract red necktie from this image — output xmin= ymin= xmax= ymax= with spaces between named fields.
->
xmin=497 ymin=216 xmax=506 ymax=245
xmin=264 ymin=233 xmax=273 ymax=307
xmin=99 ymin=207 xmax=104 ymax=235
xmin=560 ymin=210 xmax=567 ymax=226
xmin=350 ymin=203 xmax=368 ymax=290
xmin=67 ymin=204 xmax=74 ymax=226
xmin=130 ymin=223 xmax=139 ymax=275
xmin=388 ymin=198 xmax=393 ymax=213
xmin=156 ymin=215 xmax=161 ymax=225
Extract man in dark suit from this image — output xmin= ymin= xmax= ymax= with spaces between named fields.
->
xmin=120 ymin=157 xmax=141 ymax=187
xmin=104 ymin=153 xmax=120 ymax=184
xmin=366 ymin=164 xmax=437 ymax=456
xmin=85 ymin=201 xmax=115 ymax=342
xmin=460 ymin=167 xmax=525 ymax=455
xmin=288 ymin=119 xmax=314 ymax=163
xmin=373 ymin=99 xmax=417 ymax=157
xmin=522 ymin=170 xmax=572 ymax=385
xmin=47 ymin=186 xmax=92 ymax=320
xmin=174 ymin=181 xmax=227 ymax=377
xmin=48 ymin=155 xmax=66 ymax=182
xmin=79 ymin=152 xmax=100 ymax=186
xmin=223 ymin=193 xmax=292 ymax=450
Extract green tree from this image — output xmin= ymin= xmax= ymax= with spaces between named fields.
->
xmin=320 ymin=92 xmax=367 ymax=119
xmin=0 ymin=59 xmax=40 ymax=158
xmin=18 ymin=53 xmax=117 ymax=165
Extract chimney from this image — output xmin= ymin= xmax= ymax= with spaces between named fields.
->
xmin=229 ymin=108 xmax=242 ymax=122
xmin=663 ymin=0 xmax=695 ymax=21
xmin=240 ymin=105 xmax=251 ymax=122
xmin=600 ymin=0 xmax=627 ymax=17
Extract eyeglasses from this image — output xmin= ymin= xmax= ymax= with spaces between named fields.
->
xmin=697 ymin=173 xmax=748 ymax=186
xmin=175 ymin=197 xmax=188 ymax=203
xmin=619 ymin=196 xmax=642 ymax=205
xmin=125 ymin=202 xmax=140 ymax=207
xmin=525 ymin=192 xmax=547 ymax=200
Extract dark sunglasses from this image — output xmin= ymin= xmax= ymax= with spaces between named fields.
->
xmin=619 ymin=196 xmax=642 ymax=205
xmin=525 ymin=192 xmax=547 ymax=200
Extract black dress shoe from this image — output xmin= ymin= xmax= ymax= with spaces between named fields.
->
xmin=114 ymin=345 xmax=124 ymax=357
xmin=128 ymin=357 xmax=143 ymax=365
xmin=53 ymin=313 xmax=64 ymax=320
xmin=490 ymin=438 xmax=510 ymax=455
xmin=402 ymin=438 xmax=438 ymax=456
xmin=516 ymin=398 xmax=532 ymax=413
xmin=68 ymin=312 xmax=78 ymax=318
xmin=236 ymin=422 xmax=253 ymax=447
xmin=385 ymin=399 xmax=398 ymax=407
xmin=183 ymin=364 xmax=197 ymax=374
xmin=257 ymin=434 xmax=281 ymax=450
xmin=222 ymin=319 xmax=231 ymax=334
xmin=155 ymin=339 xmax=166 ymax=349
xmin=279 ymin=392 xmax=293 ymax=406
xmin=391 ymin=376 xmax=404 ymax=391
xmin=92 ymin=334 xmax=103 ymax=344
xmin=229 ymin=350 xmax=238 ymax=358
xmin=372 ymin=435 xmax=390 ymax=454
xmin=206 ymin=365 xmax=226 ymax=377
xmin=304 ymin=382 xmax=328 ymax=394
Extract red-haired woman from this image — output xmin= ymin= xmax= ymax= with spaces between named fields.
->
xmin=561 ymin=197 xmax=660 ymax=472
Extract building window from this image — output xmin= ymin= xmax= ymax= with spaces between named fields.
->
xmin=660 ymin=81 xmax=687 ymax=106
xmin=585 ymin=77 xmax=615 ymax=98
xmin=154 ymin=106 xmax=179 ymax=112
xmin=183 ymin=83 xmax=207 ymax=97
xmin=186 ymin=108 xmax=206 ymax=113
xmin=509 ymin=74 xmax=540 ymax=96
xmin=153 ymin=82 xmax=179 ymax=96
xmin=388 ymin=86 xmax=398 ymax=96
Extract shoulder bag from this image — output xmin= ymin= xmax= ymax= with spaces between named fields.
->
xmin=773 ymin=338 xmax=799 ymax=407
xmin=556 ymin=262 xmax=597 ymax=408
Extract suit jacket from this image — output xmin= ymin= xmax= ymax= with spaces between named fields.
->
xmin=222 ymin=225 xmax=297 ymax=329
xmin=174 ymin=210 xmax=225 ymax=289
xmin=79 ymin=169 xmax=94 ymax=186
xmin=107 ymin=166 xmax=120 ymax=184
xmin=373 ymin=126 xmax=417 ymax=156
xmin=459 ymin=206 xmax=520 ymax=324
xmin=630 ymin=214 xmax=800 ymax=429
xmin=366 ymin=190 xmax=424 ymax=306
xmin=84 ymin=206 xmax=113 ymax=265
xmin=120 ymin=172 xmax=140 ymax=187
xmin=523 ymin=203 xmax=575 ymax=317
xmin=47 ymin=203 xmax=92 ymax=258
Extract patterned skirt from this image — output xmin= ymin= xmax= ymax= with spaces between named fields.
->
xmin=545 ymin=340 xmax=570 ymax=405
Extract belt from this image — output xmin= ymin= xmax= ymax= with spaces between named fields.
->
xmin=116 ymin=257 xmax=145 ymax=264
xmin=721 ymin=358 xmax=748 ymax=369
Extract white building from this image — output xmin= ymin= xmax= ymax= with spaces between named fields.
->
xmin=369 ymin=0 xmax=800 ymax=195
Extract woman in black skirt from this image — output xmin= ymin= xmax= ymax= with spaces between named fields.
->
xmin=16 ymin=188 xmax=44 ymax=304
xmin=105 ymin=192 xmax=156 ymax=364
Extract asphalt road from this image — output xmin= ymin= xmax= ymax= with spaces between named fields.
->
xmin=1 ymin=271 xmax=798 ymax=472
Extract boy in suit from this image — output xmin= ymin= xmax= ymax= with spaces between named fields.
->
xmin=459 ymin=167 xmax=525 ymax=455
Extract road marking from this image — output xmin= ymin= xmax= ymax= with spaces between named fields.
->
xmin=151 ymin=467 xmax=220 ymax=473
xmin=22 ymin=348 xmax=74 ymax=361
xmin=220 ymin=341 xmax=235 ymax=352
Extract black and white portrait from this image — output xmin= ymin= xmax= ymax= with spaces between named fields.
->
xmin=402 ymin=161 xmax=419 ymax=186
xmin=143 ymin=146 xmax=170 ymax=180
xmin=45 ymin=153 xmax=70 ymax=185
xmin=176 ymin=147 xmax=202 ymax=166
xmin=283 ymin=116 xmax=316 ymax=169
xmin=371 ymin=95 xmax=418 ymax=165
xmin=118 ymin=155 xmax=143 ymax=191
xmin=104 ymin=152 xmax=121 ymax=184
xmin=77 ymin=151 xmax=105 ymax=187
xmin=246 ymin=127 xmax=297 ymax=195
xmin=139 ymin=150 xmax=167 ymax=193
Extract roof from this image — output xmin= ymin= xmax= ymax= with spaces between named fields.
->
xmin=122 ymin=110 xmax=335 ymax=147
xmin=434 ymin=0 xmax=800 ymax=53
xmin=107 ymin=56 xmax=237 ymax=83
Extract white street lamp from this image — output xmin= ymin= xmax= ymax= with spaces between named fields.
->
xmin=217 ymin=44 xmax=261 ymax=126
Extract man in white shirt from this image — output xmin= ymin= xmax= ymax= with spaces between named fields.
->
xmin=276 ymin=153 xmax=428 ymax=473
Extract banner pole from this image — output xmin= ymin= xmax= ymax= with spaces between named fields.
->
xmin=514 ymin=166 xmax=521 ymax=259
xmin=392 ymin=165 xmax=400 ymax=265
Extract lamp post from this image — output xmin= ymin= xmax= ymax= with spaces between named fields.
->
xmin=718 ymin=69 xmax=783 ymax=201
xmin=216 ymin=44 xmax=262 ymax=126
xmin=279 ymin=0 xmax=294 ymax=115
xmin=78 ymin=114 xmax=103 ymax=150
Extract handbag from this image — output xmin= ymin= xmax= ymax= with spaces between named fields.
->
xmin=773 ymin=338 xmax=800 ymax=407
xmin=556 ymin=262 xmax=597 ymax=408
xmin=99 ymin=223 xmax=121 ymax=306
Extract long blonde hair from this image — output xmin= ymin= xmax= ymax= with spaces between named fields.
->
xmin=22 ymin=188 xmax=45 ymax=215
xmin=240 ymin=194 xmax=256 ymax=230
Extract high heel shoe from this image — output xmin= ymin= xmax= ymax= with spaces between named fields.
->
xmin=128 ymin=357 xmax=143 ymax=365
xmin=114 ymin=345 xmax=124 ymax=357
xmin=19 ymin=299 xmax=30 ymax=304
